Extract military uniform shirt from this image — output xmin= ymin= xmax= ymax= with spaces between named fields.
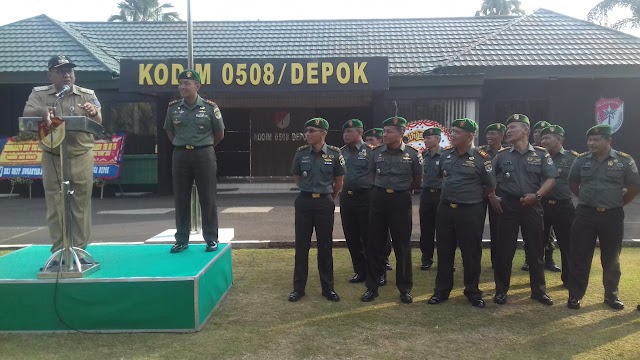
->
xmin=478 ymin=145 xmax=503 ymax=160
xmin=421 ymin=146 xmax=443 ymax=189
xmin=440 ymin=146 xmax=496 ymax=204
xmin=341 ymin=141 xmax=372 ymax=190
xmin=493 ymin=144 xmax=559 ymax=197
xmin=23 ymin=84 xmax=101 ymax=156
xmin=370 ymin=143 xmax=422 ymax=191
xmin=546 ymin=148 xmax=578 ymax=200
xmin=291 ymin=143 xmax=346 ymax=194
xmin=568 ymin=149 xmax=640 ymax=209
xmin=163 ymin=96 xmax=224 ymax=147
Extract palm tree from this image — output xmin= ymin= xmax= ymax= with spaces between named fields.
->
xmin=588 ymin=0 xmax=640 ymax=29
xmin=475 ymin=0 xmax=525 ymax=16
xmin=108 ymin=0 xmax=181 ymax=22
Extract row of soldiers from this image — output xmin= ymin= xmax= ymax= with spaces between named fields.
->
xmin=288 ymin=114 xmax=640 ymax=310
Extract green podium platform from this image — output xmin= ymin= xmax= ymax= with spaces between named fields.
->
xmin=0 ymin=244 xmax=232 ymax=333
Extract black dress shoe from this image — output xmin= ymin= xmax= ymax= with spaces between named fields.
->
xmin=494 ymin=293 xmax=508 ymax=305
xmin=78 ymin=257 xmax=95 ymax=265
xmin=604 ymin=298 xmax=624 ymax=310
xmin=567 ymin=298 xmax=581 ymax=310
xmin=361 ymin=289 xmax=379 ymax=302
xmin=420 ymin=259 xmax=433 ymax=271
xmin=521 ymin=263 xmax=529 ymax=271
xmin=427 ymin=294 xmax=448 ymax=305
xmin=322 ymin=290 xmax=340 ymax=302
xmin=205 ymin=241 xmax=219 ymax=252
xmin=469 ymin=298 xmax=485 ymax=308
xmin=288 ymin=290 xmax=305 ymax=302
xmin=532 ymin=293 xmax=554 ymax=306
xmin=379 ymin=275 xmax=387 ymax=286
xmin=349 ymin=273 xmax=366 ymax=283
xmin=544 ymin=263 xmax=561 ymax=272
xmin=170 ymin=243 xmax=189 ymax=253
xmin=385 ymin=262 xmax=393 ymax=271
xmin=400 ymin=292 xmax=413 ymax=304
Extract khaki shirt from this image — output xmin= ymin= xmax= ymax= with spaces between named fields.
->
xmin=440 ymin=146 xmax=496 ymax=204
xmin=23 ymin=84 xmax=101 ymax=156
xmin=568 ymin=149 xmax=640 ymax=209
xmin=546 ymin=148 xmax=578 ymax=201
xmin=421 ymin=146 xmax=443 ymax=189
xmin=163 ymin=96 xmax=225 ymax=147
xmin=291 ymin=143 xmax=346 ymax=194
xmin=341 ymin=141 xmax=372 ymax=191
xmin=493 ymin=144 xmax=559 ymax=197
xmin=370 ymin=143 xmax=422 ymax=191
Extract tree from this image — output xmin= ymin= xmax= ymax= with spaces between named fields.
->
xmin=475 ymin=0 xmax=525 ymax=16
xmin=108 ymin=0 xmax=181 ymax=22
xmin=588 ymin=0 xmax=640 ymax=29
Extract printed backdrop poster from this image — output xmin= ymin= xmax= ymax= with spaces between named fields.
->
xmin=403 ymin=120 xmax=451 ymax=152
xmin=595 ymin=97 xmax=624 ymax=133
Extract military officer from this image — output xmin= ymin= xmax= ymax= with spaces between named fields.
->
xmin=340 ymin=119 xmax=372 ymax=283
xmin=427 ymin=119 xmax=496 ymax=308
xmin=539 ymin=125 xmax=578 ymax=287
xmin=288 ymin=118 xmax=345 ymax=302
xmin=419 ymin=127 xmax=444 ymax=271
xmin=532 ymin=121 xmax=551 ymax=147
xmin=489 ymin=114 xmax=558 ymax=306
xmin=364 ymin=128 xmax=383 ymax=148
xmin=164 ymin=69 xmax=225 ymax=254
xmin=479 ymin=123 xmax=507 ymax=268
xmin=361 ymin=116 xmax=422 ymax=304
xmin=566 ymin=124 xmax=640 ymax=310
xmin=23 ymin=55 xmax=102 ymax=262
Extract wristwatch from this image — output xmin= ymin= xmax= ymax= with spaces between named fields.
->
xmin=535 ymin=193 xmax=542 ymax=201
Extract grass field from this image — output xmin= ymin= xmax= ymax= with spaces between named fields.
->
xmin=1 ymin=248 xmax=640 ymax=360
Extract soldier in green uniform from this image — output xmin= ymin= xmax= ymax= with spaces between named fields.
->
xmin=539 ymin=125 xmax=578 ymax=287
xmin=361 ymin=116 xmax=422 ymax=304
xmin=566 ymin=124 xmax=640 ymax=310
xmin=479 ymin=123 xmax=506 ymax=269
xmin=164 ymin=69 xmax=225 ymax=254
xmin=340 ymin=119 xmax=372 ymax=283
xmin=23 ymin=55 xmax=102 ymax=262
xmin=364 ymin=128 xmax=383 ymax=148
xmin=288 ymin=118 xmax=345 ymax=302
xmin=489 ymin=114 xmax=558 ymax=306
xmin=419 ymin=127 xmax=444 ymax=271
xmin=427 ymin=119 xmax=496 ymax=308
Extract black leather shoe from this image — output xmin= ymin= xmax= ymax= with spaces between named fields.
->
xmin=349 ymin=273 xmax=366 ymax=283
xmin=288 ymin=290 xmax=305 ymax=302
xmin=567 ymin=298 xmax=581 ymax=310
xmin=205 ymin=241 xmax=219 ymax=252
xmin=78 ymin=257 xmax=94 ymax=265
xmin=379 ymin=275 xmax=387 ymax=286
xmin=385 ymin=262 xmax=393 ymax=271
xmin=544 ymin=263 xmax=562 ymax=272
xmin=469 ymin=298 xmax=485 ymax=308
xmin=400 ymin=292 xmax=413 ymax=304
xmin=427 ymin=294 xmax=448 ymax=305
xmin=170 ymin=243 xmax=189 ymax=253
xmin=361 ymin=289 xmax=379 ymax=302
xmin=420 ymin=259 xmax=433 ymax=271
xmin=604 ymin=298 xmax=624 ymax=310
xmin=322 ymin=290 xmax=340 ymax=302
xmin=521 ymin=263 xmax=529 ymax=271
xmin=532 ymin=293 xmax=554 ymax=306
xmin=494 ymin=293 xmax=508 ymax=305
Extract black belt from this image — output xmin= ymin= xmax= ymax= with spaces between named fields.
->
xmin=344 ymin=188 xmax=370 ymax=195
xmin=174 ymin=144 xmax=213 ymax=150
xmin=422 ymin=188 xmax=441 ymax=193
xmin=543 ymin=198 xmax=572 ymax=206
xmin=375 ymin=186 xmax=408 ymax=194
xmin=441 ymin=200 xmax=482 ymax=209
xmin=578 ymin=205 xmax=621 ymax=213
xmin=300 ymin=191 xmax=330 ymax=198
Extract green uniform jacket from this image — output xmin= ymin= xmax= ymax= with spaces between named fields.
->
xmin=291 ymin=143 xmax=346 ymax=194
xmin=163 ymin=96 xmax=224 ymax=147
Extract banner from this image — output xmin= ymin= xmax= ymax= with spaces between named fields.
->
xmin=595 ymin=97 xmax=624 ymax=133
xmin=0 ymin=134 xmax=126 ymax=180
xmin=404 ymin=120 xmax=451 ymax=152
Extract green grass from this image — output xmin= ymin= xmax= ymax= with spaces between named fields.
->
xmin=2 ymin=248 xmax=640 ymax=360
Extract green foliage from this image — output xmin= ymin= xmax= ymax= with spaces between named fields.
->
xmin=476 ymin=0 xmax=526 ymax=16
xmin=108 ymin=0 xmax=181 ymax=22
xmin=588 ymin=0 xmax=640 ymax=29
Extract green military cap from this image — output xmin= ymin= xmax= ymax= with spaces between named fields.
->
xmin=364 ymin=128 xmax=383 ymax=138
xmin=533 ymin=121 xmax=551 ymax=130
xmin=485 ymin=123 xmax=506 ymax=133
xmin=506 ymin=114 xmax=530 ymax=125
xmin=342 ymin=118 xmax=364 ymax=130
xmin=178 ymin=69 xmax=201 ymax=82
xmin=540 ymin=124 xmax=565 ymax=137
xmin=382 ymin=116 xmax=408 ymax=127
xmin=452 ymin=118 xmax=478 ymax=133
xmin=305 ymin=117 xmax=329 ymax=130
xmin=586 ymin=124 xmax=612 ymax=137
xmin=423 ymin=127 xmax=443 ymax=137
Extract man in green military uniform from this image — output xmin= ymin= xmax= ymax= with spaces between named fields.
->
xmin=364 ymin=128 xmax=383 ymax=148
xmin=23 ymin=55 xmax=102 ymax=262
xmin=567 ymin=124 xmax=640 ymax=310
xmin=479 ymin=123 xmax=506 ymax=268
xmin=361 ymin=116 xmax=422 ymax=304
xmin=289 ymin=118 xmax=345 ymax=302
xmin=164 ymin=69 xmax=225 ymax=254
xmin=340 ymin=119 xmax=372 ymax=283
xmin=427 ymin=119 xmax=496 ymax=308
xmin=540 ymin=125 xmax=578 ymax=287
xmin=489 ymin=114 xmax=558 ymax=306
xmin=419 ymin=127 xmax=444 ymax=271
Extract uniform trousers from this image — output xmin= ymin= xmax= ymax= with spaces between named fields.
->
xmin=419 ymin=189 xmax=441 ymax=262
xmin=542 ymin=199 xmax=574 ymax=284
xmin=339 ymin=189 xmax=370 ymax=276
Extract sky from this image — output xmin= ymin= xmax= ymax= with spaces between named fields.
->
xmin=1 ymin=0 xmax=639 ymax=37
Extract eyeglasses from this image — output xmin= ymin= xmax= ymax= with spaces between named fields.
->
xmin=53 ymin=68 xmax=74 ymax=76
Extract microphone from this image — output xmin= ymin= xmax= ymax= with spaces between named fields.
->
xmin=54 ymin=85 xmax=71 ymax=98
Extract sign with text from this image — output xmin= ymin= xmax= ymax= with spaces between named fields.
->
xmin=119 ymin=57 xmax=389 ymax=93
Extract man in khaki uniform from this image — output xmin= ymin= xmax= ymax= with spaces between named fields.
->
xmin=23 ymin=55 xmax=102 ymax=262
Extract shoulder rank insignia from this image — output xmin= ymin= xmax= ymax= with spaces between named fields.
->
xmin=577 ymin=151 xmax=589 ymax=158
xmin=204 ymin=99 xmax=218 ymax=107
xmin=168 ymin=99 xmax=180 ymax=106
xmin=534 ymin=146 xmax=546 ymax=151
xmin=476 ymin=149 xmax=490 ymax=159
xmin=339 ymin=145 xmax=346 ymax=150
xmin=34 ymin=85 xmax=51 ymax=92
xmin=76 ymin=86 xmax=95 ymax=95
xmin=617 ymin=151 xmax=631 ymax=158
xmin=498 ymin=147 xmax=510 ymax=152
xmin=328 ymin=145 xmax=341 ymax=152
xmin=297 ymin=145 xmax=310 ymax=152
xmin=570 ymin=150 xmax=580 ymax=157
xmin=444 ymin=145 xmax=454 ymax=151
